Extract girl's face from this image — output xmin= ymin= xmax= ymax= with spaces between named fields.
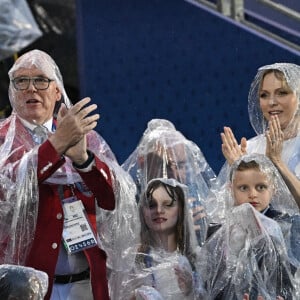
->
xmin=232 ymin=168 xmax=273 ymax=212
xmin=259 ymin=72 xmax=298 ymax=130
xmin=143 ymin=185 xmax=180 ymax=235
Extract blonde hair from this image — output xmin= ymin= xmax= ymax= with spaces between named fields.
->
xmin=259 ymin=69 xmax=292 ymax=93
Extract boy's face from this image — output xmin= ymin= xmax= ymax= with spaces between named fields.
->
xmin=231 ymin=168 xmax=273 ymax=212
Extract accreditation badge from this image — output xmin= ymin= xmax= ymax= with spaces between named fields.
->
xmin=62 ymin=197 xmax=97 ymax=254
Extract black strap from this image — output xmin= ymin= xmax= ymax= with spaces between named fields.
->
xmin=72 ymin=150 xmax=95 ymax=169
xmin=54 ymin=268 xmax=90 ymax=284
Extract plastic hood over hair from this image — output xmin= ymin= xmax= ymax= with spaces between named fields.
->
xmin=248 ymin=62 xmax=300 ymax=136
xmin=122 ymin=118 xmax=217 ymax=245
xmin=147 ymin=177 xmax=188 ymax=191
xmin=0 ymin=264 xmax=48 ymax=299
xmin=8 ymin=49 xmax=72 ymax=109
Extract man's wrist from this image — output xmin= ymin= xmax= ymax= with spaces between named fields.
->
xmin=48 ymin=135 xmax=67 ymax=156
xmin=73 ymin=150 xmax=94 ymax=169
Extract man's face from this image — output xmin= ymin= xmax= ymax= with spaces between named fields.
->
xmin=231 ymin=168 xmax=273 ymax=212
xmin=11 ymin=67 xmax=61 ymax=125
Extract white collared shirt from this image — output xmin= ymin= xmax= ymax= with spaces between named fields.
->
xmin=19 ymin=116 xmax=53 ymax=133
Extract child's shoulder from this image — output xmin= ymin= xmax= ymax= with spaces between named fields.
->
xmin=265 ymin=206 xmax=289 ymax=219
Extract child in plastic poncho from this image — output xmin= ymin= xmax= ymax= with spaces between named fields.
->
xmin=199 ymin=153 xmax=299 ymax=300
xmin=120 ymin=178 xmax=205 ymax=300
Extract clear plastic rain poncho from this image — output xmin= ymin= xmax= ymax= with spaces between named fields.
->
xmin=122 ymin=119 xmax=217 ymax=245
xmin=0 ymin=50 xmax=139 ymax=270
xmin=0 ymin=264 xmax=48 ymax=299
xmin=118 ymin=178 xmax=205 ymax=300
xmin=199 ymin=153 xmax=299 ymax=299
xmin=247 ymin=63 xmax=300 ymax=178
xmin=0 ymin=0 xmax=42 ymax=61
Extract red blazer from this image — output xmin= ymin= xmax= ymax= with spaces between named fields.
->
xmin=0 ymin=118 xmax=115 ymax=300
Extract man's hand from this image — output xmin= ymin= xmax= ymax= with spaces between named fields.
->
xmin=49 ymin=97 xmax=99 ymax=155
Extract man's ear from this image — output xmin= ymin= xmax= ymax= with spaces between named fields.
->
xmin=55 ymin=87 xmax=62 ymax=102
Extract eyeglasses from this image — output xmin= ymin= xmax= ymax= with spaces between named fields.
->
xmin=12 ymin=77 xmax=54 ymax=90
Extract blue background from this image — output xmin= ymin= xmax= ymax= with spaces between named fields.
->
xmin=76 ymin=0 xmax=300 ymax=174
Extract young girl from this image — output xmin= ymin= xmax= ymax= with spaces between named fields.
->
xmin=121 ymin=178 xmax=203 ymax=300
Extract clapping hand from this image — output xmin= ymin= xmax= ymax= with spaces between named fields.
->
xmin=221 ymin=127 xmax=247 ymax=165
xmin=265 ymin=115 xmax=284 ymax=164
xmin=49 ymin=97 xmax=99 ymax=156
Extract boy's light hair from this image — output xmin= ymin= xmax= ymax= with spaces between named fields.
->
xmin=230 ymin=159 xmax=275 ymax=192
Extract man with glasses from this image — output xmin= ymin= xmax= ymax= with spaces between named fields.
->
xmin=12 ymin=76 xmax=54 ymax=90
xmin=0 ymin=49 xmax=120 ymax=300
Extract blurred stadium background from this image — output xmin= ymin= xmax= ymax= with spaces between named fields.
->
xmin=1 ymin=0 xmax=299 ymax=173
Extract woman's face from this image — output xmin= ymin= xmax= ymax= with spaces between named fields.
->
xmin=143 ymin=185 xmax=180 ymax=235
xmin=259 ymin=72 xmax=298 ymax=130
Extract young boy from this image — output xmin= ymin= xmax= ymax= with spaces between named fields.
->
xmin=199 ymin=154 xmax=298 ymax=300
